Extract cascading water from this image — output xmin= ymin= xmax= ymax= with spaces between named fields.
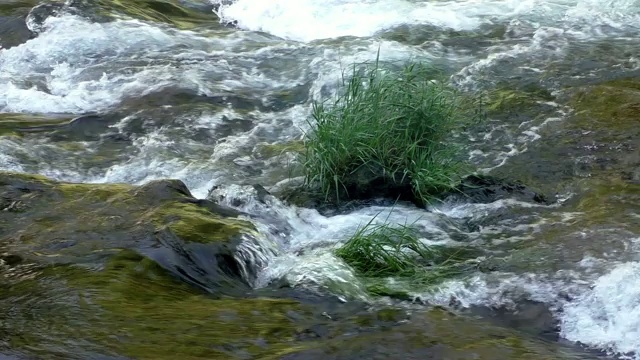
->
xmin=2 ymin=0 xmax=640 ymax=358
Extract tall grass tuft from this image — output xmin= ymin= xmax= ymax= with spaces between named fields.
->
xmin=303 ymin=59 xmax=470 ymax=205
xmin=335 ymin=217 xmax=472 ymax=288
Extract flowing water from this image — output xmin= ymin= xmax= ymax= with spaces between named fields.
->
xmin=2 ymin=0 xmax=640 ymax=358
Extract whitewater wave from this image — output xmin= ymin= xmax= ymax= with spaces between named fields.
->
xmin=212 ymin=0 xmax=640 ymax=42
xmin=561 ymin=261 xmax=640 ymax=359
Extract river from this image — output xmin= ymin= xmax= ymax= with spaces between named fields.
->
xmin=1 ymin=0 xmax=640 ymax=359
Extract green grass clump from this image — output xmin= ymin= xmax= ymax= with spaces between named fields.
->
xmin=303 ymin=60 xmax=469 ymax=204
xmin=335 ymin=218 xmax=472 ymax=288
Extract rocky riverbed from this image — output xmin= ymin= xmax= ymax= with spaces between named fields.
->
xmin=2 ymin=0 xmax=640 ymax=359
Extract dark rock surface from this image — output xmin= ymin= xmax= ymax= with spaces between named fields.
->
xmin=443 ymin=174 xmax=552 ymax=205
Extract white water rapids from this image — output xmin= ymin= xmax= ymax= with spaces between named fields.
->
xmin=2 ymin=0 xmax=640 ymax=358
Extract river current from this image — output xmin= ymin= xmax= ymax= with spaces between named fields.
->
xmin=1 ymin=0 xmax=640 ymax=358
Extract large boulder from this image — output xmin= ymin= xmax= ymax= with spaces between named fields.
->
xmin=0 ymin=172 xmax=260 ymax=294
xmin=0 ymin=172 xmax=321 ymax=359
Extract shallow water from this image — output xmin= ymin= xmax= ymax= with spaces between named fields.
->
xmin=1 ymin=0 xmax=640 ymax=358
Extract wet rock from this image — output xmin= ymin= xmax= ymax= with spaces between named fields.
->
xmin=0 ymin=113 xmax=72 ymax=137
xmin=0 ymin=254 xmax=22 ymax=267
xmin=277 ymin=173 xmax=550 ymax=214
xmin=342 ymin=162 xmax=421 ymax=206
xmin=67 ymin=0 xmax=220 ymax=30
xmin=2 ymin=113 xmax=128 ymax=144
xmin=443 ymin=174 xmax=552 ymax=205
xmin=0 ymin=15 xmax=33 ymax=49
xmin=282 ymin=307 xmax=598 ymax=360
xmin=215 ymin=115 xmax=255 ymax=139
xmin=274 ymin=163 xmax=425 ymax=210
xmin=0 ymin=171 xmax=257 ymax=294
xmin=274 ymin=180 xmax=399 ymax=215
xmin=465 ymin=300 xmax=560 ymax=341
xmin=0 ymin=247 xmax=315 ymax=359
xmin=252 ymin=184 xmax=271 ymax=204
xmin=25 ymin=2 xmax=68 ymax=34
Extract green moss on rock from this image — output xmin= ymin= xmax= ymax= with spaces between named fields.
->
xmin=256 ymin=140 xmax=305 ymax=159
xmin=570 ymin=77 xmax=640 ymax=130
xmin=0 ymin=113 xmax=73 ymax=137
xmin=0 ymin=173 xmax=298 ymax=358
xmin=0 ymin=172 xmax=254 ymax=263
xmin=289 ymin=307 xmax=592 ymax=359
xmin=75 ymin=250 xmax=306 ymax=359
xmin=152 ymin=202 xmax=255 ymax=244
xmin=0 ymin=0 xmax=39 ymax=16
xmin=484 ymin=87 xmax=555 ymax=115
xmin=91 ymin=0 xmax=219 ymax=30
xmin=1 ymin=250 xmax=310 ymax=359
xmin=574 ymin=176 xmax=640 ymax=228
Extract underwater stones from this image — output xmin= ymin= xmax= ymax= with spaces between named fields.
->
xmin=255 ymin=140 xmax=305 ymax=160
xmin=0 ymin=248 xmax=311 ymax=359
xmin=485 ymin=87 xmax=555 ymax=115
xmin=444 ymin=174 xmax=551 ymax=205
xmin=283 ymin=307 xmax=594 ymax=360
xmin=0 ymin=171 xmax=258 ymax=293
xmin=561 ymin=77 xmax=640 ymax=185
xmin=465 ymin=300 xmax=559 ymax=341
xmin=570 ymin=77 xmax=640 ymax=126
xmin=0 ymin=113 xmax=73 ymax=137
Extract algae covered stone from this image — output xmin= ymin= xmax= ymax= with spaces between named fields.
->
xmin=0 ymin=248 xmax=311 ymax=360
xmin=0 ymin=172 xmax=259 ymax=293
xmin=283 ymin=307 xmax=598 ymax=360
xmin=75 ymin=0 xmax=220 ymax=30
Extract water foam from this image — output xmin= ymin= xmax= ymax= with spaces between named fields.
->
xmin=206 ymin=183 xmax=466 ymax=298
xmin=0 ymin=15 xmax=183 ymax=113
xmin=212 ymin=0 xmax=495 ymax=42
xmin=560 ymin=261 xmax=640 ymax=359
xmin=213 ymin=0 xmax=640 ymax=43
xmin=0 ymin=13 xmax=309 ymax=114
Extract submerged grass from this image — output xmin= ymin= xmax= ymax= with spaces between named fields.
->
xmin=335 ymin=215 xmax=474 ymax=290
xmin=303 ymin=58 xmax=473 ymax=204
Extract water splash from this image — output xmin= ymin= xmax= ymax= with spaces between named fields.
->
xmin=560 ymin=262 xmax=640 ymax=359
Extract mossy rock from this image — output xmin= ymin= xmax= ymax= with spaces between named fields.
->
xmin=255 ymin=140 xmax=305 ymax=159
xmin=284 ymin=307 xmax=597 ymax=359
xmin=483 ymin=86 xmax=555 ymax=116
xmin=0 ymin=249 xmax=311 ymax=359
xmin=570 ymin=77 xmax=640 ymax=131
xmin=548 ymin=77 xmax=640 ymax=182
xmin=0 ymin=173 xmax=313 ymax=359
xmin=571 ymin=176 xmax=640 ymax=229
xmin=0 ymin=114 xmax=73 ymax=137
xmin=0 ymin=171 xmax=258 ymax=293
xmin=72 ymin=0 xmax=220 ymax=30
xmin=0 ymin=0 xmax=39 ymax=16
